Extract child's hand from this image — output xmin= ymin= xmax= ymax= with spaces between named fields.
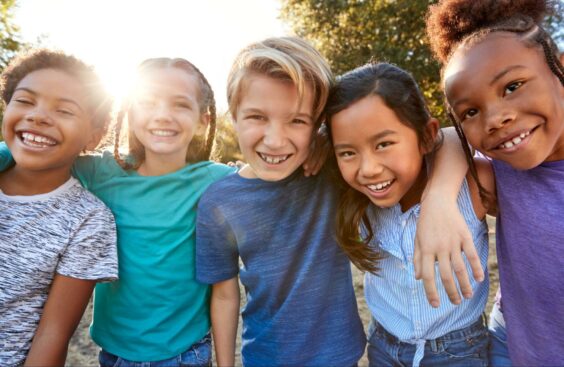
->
xmin=414 ymin=192 xmax=484 ymax=308
xmin=303 ymin=124 xmax=330 ymax=176
xmin=226 ymin=160 xmax=245 ymax=170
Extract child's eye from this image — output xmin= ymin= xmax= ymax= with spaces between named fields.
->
xmin=57 ymin=109 xmax=75 ymax=116
xmin=462 ymin=108 xmax=478 ymax=121
xmin=504 ymin=81 xmax=523 ymax=96
xmin=14 ymin=98 xmax=33 ymax=105
xmin=376 ymin=141 xmax=392 ymax=150
xmin=292 ymin=118 xmax=309 ymax=125
xmin=175 ymin=102 xmax=191 ymax=109
xmin=336 ymin=150 xmax=355 ymax=159
xmin=247 ymin=114 xmax=266 ymax=121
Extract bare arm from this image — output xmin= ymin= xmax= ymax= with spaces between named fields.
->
xmin=24 ymin=275 xmax=95 ymax=366
xmin=211 ymin=277 xmax=240 ymax=367
xmin=415 ymin=127 xmax=484 ymax=307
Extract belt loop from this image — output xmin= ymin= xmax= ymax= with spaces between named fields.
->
xmin=429 ymin=338 xmax=438 ymax=352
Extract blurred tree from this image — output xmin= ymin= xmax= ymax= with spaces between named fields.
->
xmin=1 ymin=0 xmax=27 ymax=140
xmin=214 ymin=112 xmax=243 ymax=164
xmin=280 ymin=0 xmax=564 ymax=124
xmin=0 ymin=0 xmax=25 ymax=71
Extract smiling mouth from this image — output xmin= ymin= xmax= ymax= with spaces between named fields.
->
xmin=150 ymin=129 xmax=177 ymax=137
xmin=366 ymin=179 xmax=394 ymax=192
xmin=19 ymin=132 xmax=57 ymax=148
xmin=496 ymin=129 xmax=532 ymax=150
xmin=258 ymin=152 xmax=291 ymax=165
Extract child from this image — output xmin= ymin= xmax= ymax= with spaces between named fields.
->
xmin=0 ymin=49 xmax=118 ymax=366
xmin=422 ymin=0 xmax=564 ymax=365
xmin=195 ymin=36 xmax=367 ymax=367
xmin=0 ymin=57 xmax=234 ymax=365
xmin=326 ymin=62 xmax=495 ymax=367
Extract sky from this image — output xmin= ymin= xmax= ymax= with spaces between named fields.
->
xmin=14 ymin=0 xmax=290 ymax=112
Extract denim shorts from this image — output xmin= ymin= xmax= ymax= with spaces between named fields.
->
xmin=488 ymin=302 xmax=512 ymax=366
xmin=98 ymin=332 xmax=212 ymax=367
xmin=367 ymin=316 xmax=489 ymax=367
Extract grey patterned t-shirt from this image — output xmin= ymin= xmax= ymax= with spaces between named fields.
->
xmin=0 ymin=178 xmax=118 ymax=366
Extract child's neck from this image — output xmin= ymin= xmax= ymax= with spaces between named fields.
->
xmin=398 ymin=163 xmax=428 ymax=213
xmin=137 ymin=154 xmax=187 ymax=176
xmin=0 ymin=165 xmax=72 ymax=196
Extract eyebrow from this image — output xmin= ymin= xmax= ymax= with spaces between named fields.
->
xmin=490 ymin=65 xmax=526 ymax=86
xmin=14 ymin=87 xmax=85 ymax=112
xmin=333 ymin=129 xmax=396 ymax=150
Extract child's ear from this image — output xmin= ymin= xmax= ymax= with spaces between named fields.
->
xmin=421 ymin=117 xmax=440 ymax=154
xmin=197 ymin=113 xmax=211 ymax=135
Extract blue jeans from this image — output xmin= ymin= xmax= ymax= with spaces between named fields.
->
xmin=488 ymin=302 xmax=512 ymax=366
xmin=367 ymin=317 xmax=489 ymax=367
xmin=98 ymin=333 xmax=212 ymax=367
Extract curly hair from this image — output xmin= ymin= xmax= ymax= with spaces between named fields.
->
xmin=426 ymin=0 xmax=554 ymax=64
xmin=113 ymin=58 xmax=218 ymax=170
xmin=0 ymin=49 xmax=113 ymax=146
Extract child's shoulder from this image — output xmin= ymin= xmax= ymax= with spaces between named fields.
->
xmin=201 ymin=161 xmax=237 ymax=181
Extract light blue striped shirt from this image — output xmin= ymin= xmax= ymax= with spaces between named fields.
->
xmin=364 ymin=179 xmax=489 ymax=367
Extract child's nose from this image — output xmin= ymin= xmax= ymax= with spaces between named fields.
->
xmin=263 ymin=123 xmax=286 ymax=149
xmin=484 ymin=105 xmax=514 ymax=133
xmin=25 ymin=106 xmax=52 ymax=126
xmin=153 ymin=102 xmax=173 ymax=122
xmin=359 ymin=155 xmax=384 ymax=178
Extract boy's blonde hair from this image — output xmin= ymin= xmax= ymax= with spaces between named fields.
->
xmin=227 ymin=37 xmax=332 ymax=127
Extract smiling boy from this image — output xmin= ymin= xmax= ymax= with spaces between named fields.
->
xmin=195 ymin=37 xmax=366 ymax=367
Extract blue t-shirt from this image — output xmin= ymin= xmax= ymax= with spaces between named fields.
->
xmin=196 ymin=168 xmax=366 ymax=367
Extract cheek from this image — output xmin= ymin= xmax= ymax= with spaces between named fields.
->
xmin=337 ymin=160 xmax=356 ymax=184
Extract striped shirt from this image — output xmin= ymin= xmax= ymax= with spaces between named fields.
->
xmin=364 ymin=179 xmax=489 ymax=367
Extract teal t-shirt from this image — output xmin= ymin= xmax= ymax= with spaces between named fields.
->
xmin=0 ymin=144 xmax=234 ymax=361
xmin=73 ymin=152 xmax=234 ymax=360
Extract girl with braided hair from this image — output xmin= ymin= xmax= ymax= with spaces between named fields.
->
xmin=61 ymin=58 xmax=232 ymax=366
xmin=422 ymin=1 xmax=564 ymax=365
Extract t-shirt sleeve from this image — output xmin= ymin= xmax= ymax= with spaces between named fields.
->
xmin=0 ymin=142 xmax=15 ymax=171
xmin=196 ymin=192 xmax=240 ymax=284
xmin=56 ymin=205 xmax=118 ymax=282
xmin=72 ymin=154 xmax=101 ymax=188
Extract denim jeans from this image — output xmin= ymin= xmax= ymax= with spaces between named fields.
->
xmin=488 ymin=302 xmax=512 ymax=366
xmin=367 ymin=316 xmax=489 ymax=367
xmin=98 ymin=333 xmax=212 ymax=367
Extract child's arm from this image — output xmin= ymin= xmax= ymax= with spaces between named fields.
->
xmin=211 ymin=277 xmax=240 ymax=367
xmin=24 ymin=275 xmax=95 ymax=366
xmin=415 ymin=127 xmax=483 ymax=307
xmin=0 ymin=142 xmax=15 ymax=170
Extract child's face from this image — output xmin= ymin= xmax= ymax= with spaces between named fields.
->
xmin=1 ymin=68 xmax=99 ymax=175
xmin=331 ymin=95 xmax=433 ymax=211
xmin=234 ymin=74 xmax=314 ymax=181
xmin=444 ymin=33 xmax=564 ymax=170
xmin=129 ymin=67 xmax=207 ymax=164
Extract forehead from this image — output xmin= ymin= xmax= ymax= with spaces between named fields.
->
xmin=444 ymin=33 xmax=544 ymax=94
xmin=136 ymin=67 xmax=200 ymax=98
xmin=16 ymin=68 xmax=89 ymax=105
xmin=239 ymin=74 xmax=314 ymax=115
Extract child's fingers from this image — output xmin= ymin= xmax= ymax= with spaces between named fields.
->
xmin=438 ymin=254 xmax=462 ymax=305
xmin=419 ymin=253 xmax=441 ymax=308
xmin=462 ymin=235 xmax=485 ymax=283
xmin=451 ymin=251 xmax=473 ymax=299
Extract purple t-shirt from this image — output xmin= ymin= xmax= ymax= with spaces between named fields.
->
xmin=493 ymin=159 xmax=564 ymax=366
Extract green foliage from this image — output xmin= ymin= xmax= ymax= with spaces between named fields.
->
xmin=214 ymin=112 xmax=243 ymax=164
xmin=0 ymin=0 xmax=27 ymax=140
xmin=0 ymin=0 xmax=25 ymax=71
xmin=280 ymin=0 xmax=564 ymax=124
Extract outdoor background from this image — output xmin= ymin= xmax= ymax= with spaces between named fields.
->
xmin=0 ymin=0 xmax=562 ymax=365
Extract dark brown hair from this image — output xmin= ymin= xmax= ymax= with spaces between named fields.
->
xmin=113 ymin=58 xmax=217 ymax=169
xmin=0 ymin=49 xmax=113 ymax=148
xmin=426 ymin=0 xmax=564 ymax=202
xmin=326 ymin=62 xmax=441 ymax=274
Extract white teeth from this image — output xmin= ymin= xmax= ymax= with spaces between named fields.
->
xmin=498 ymin=130 xmax=530 ymax=150
xmin=368 ymin=180 xmax=392 ymax=191
xmin=21 ymin=132 xmax=57 ymax=146
xmin=259 ymin=153 xmax=289 ymax=164
xmin=151 ymin=129 xmax=176 ymax=137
